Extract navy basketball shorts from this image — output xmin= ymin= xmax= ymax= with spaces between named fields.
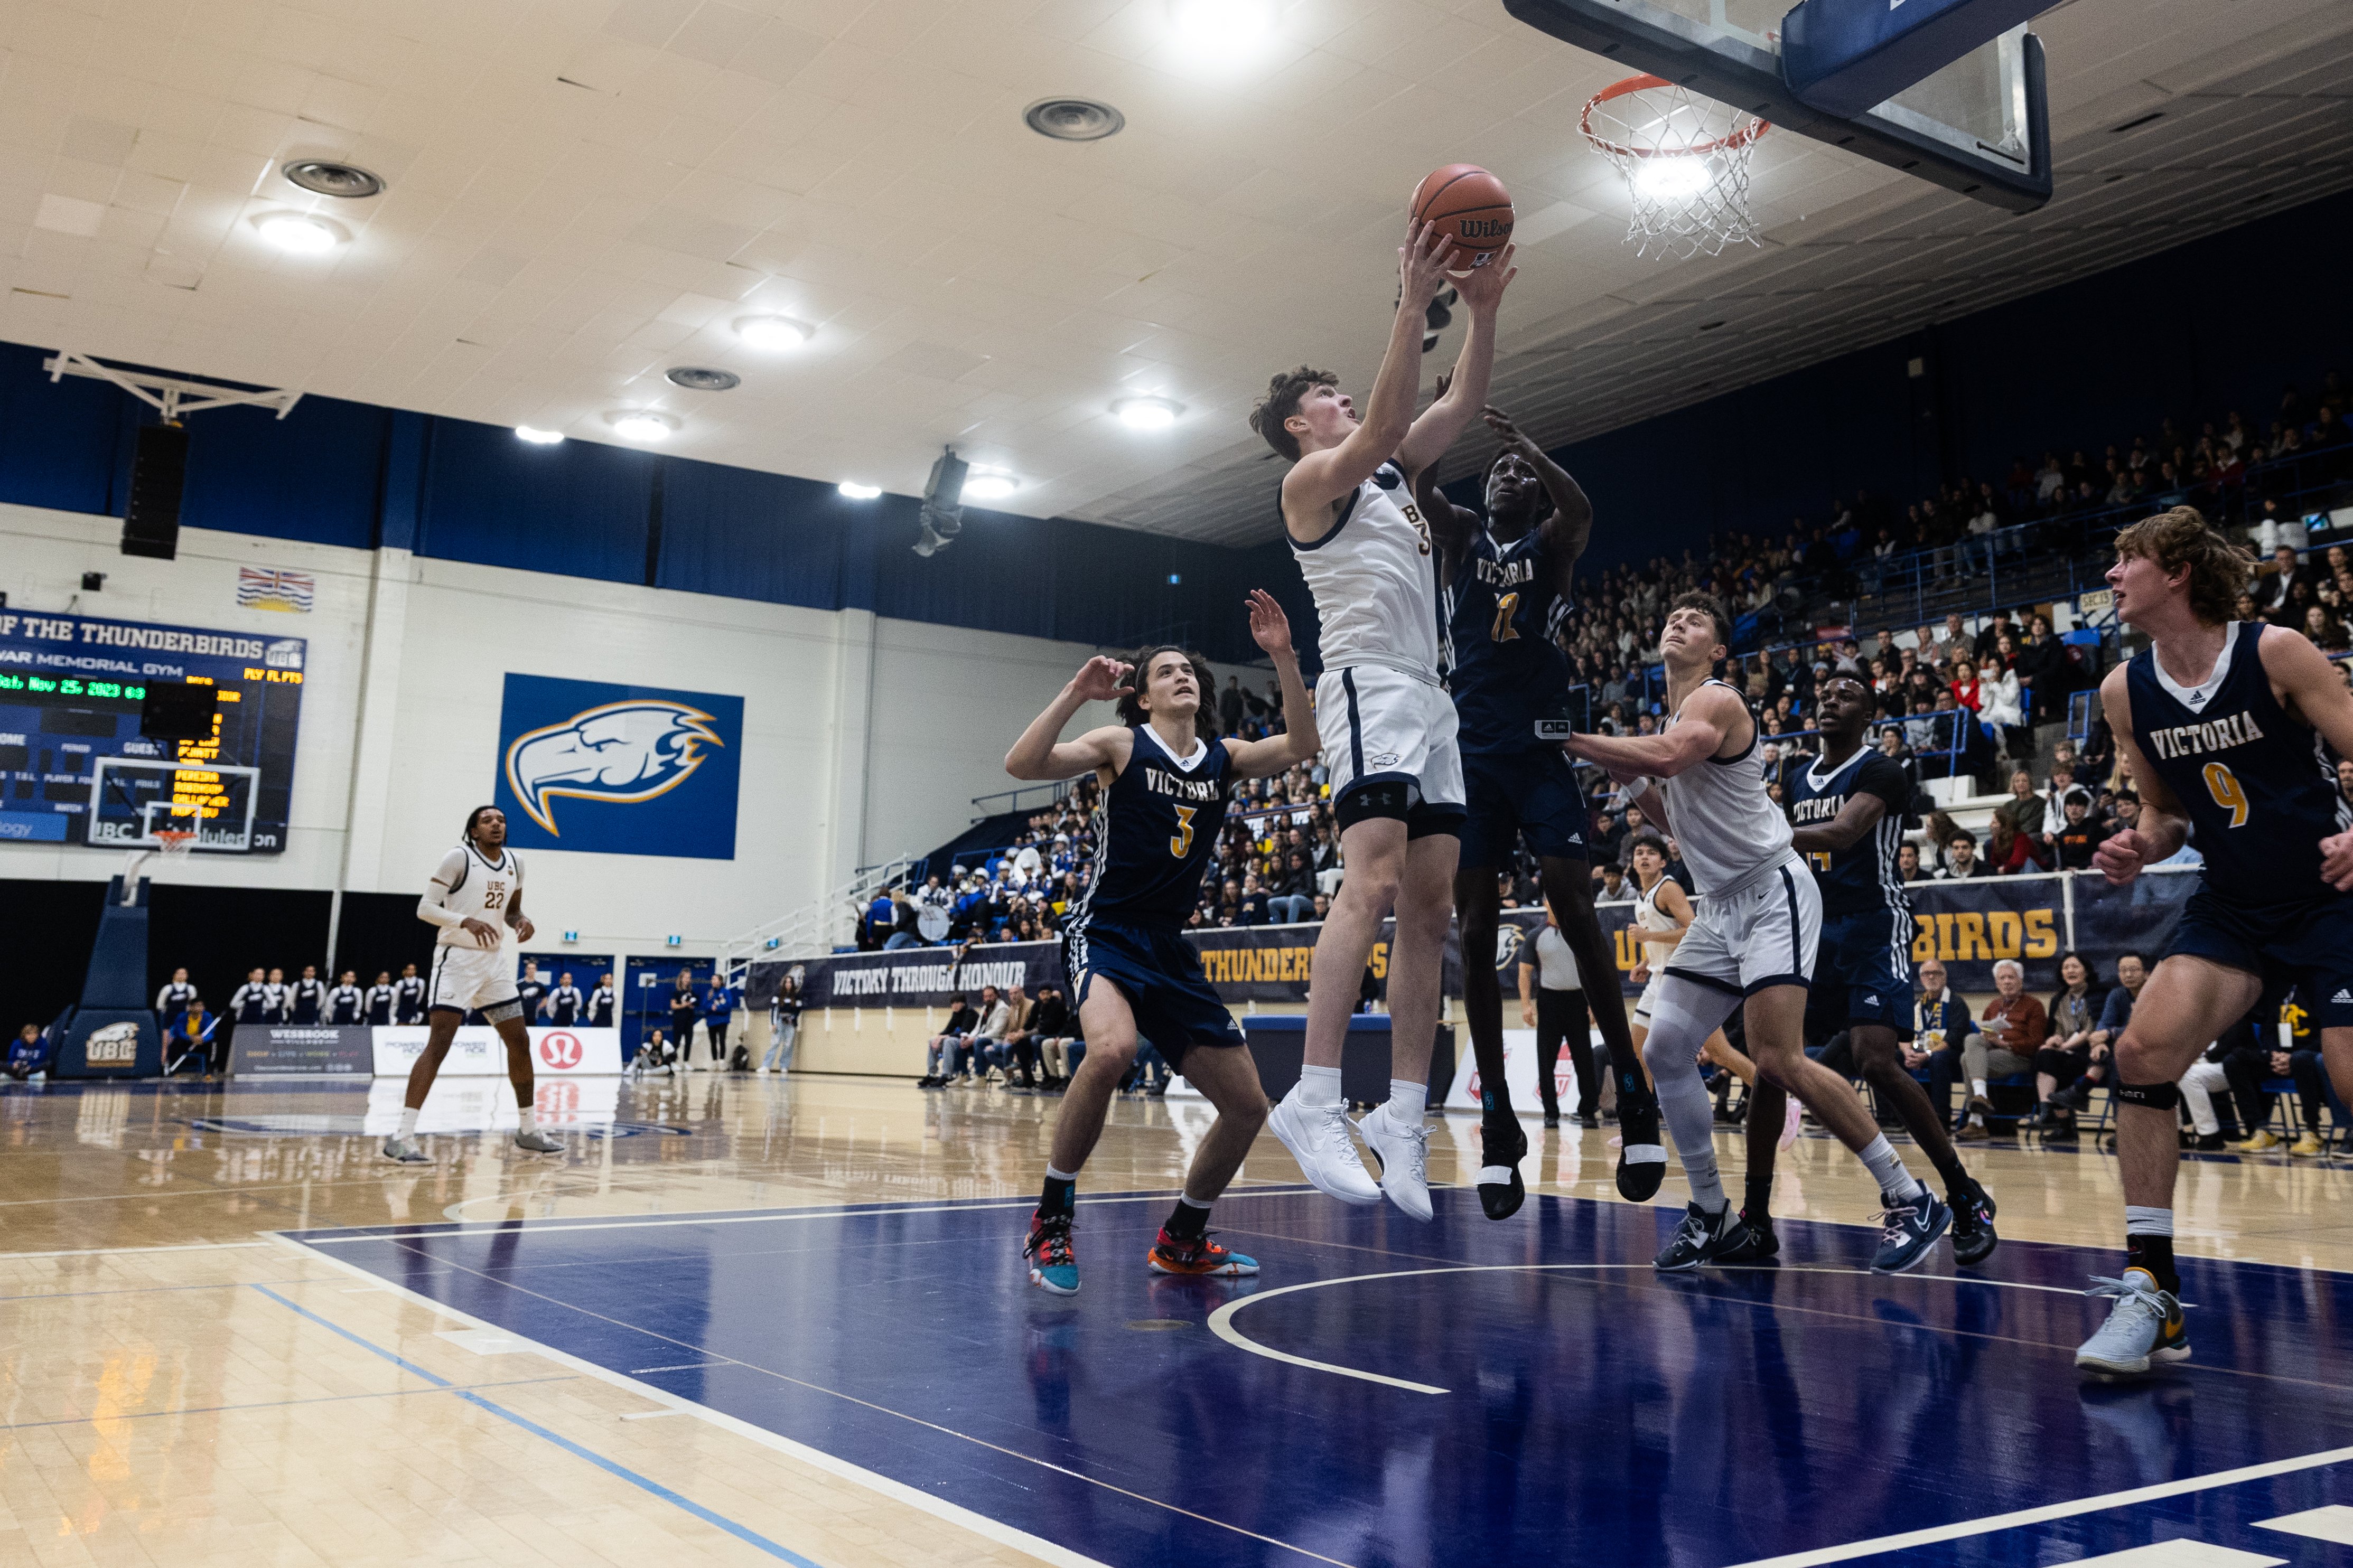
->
xmin=1062 ymin=918 xmax=1246 ymax=1069
xmin=2163 ymin=886 xmax=2353 ymax=1030
xmin=1460 ymin=746 xmax=1590 ymax=870
xmin=1805 ymin=907 xmax=1917 ymax=1042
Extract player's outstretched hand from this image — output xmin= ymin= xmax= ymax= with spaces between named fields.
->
xmin=1245 ymin=589 xmax=1293 ymax=659
xmin=1399 ymin=221 xmax=1453 ymax=309
xmin=1451 ymin=243 xmax=1517 ymax=311
xmin=1482 ymin=405 xmax=1535 ymax=454
xmin=461 ymin=916 xmax=503 ymax=949
xmin=2321 ymin=829 xmax=2353 ymax=891
xmin=1069 ymin=655 xmax=1132 ymax=705
xmin=2093 ymin=827 xmax=2147 ymax=885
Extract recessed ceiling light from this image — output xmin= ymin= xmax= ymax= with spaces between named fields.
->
xmin=666 ymin=366 xmax=740 ymax=391
xmin=838 ymin=482 xmax=882 ymax=500
xmin=964 ymin=469 xmax=1019 ymax=501
xmin=1024 ymin=98 xmax=1124 ymax=142
xmin=514 ymin=425 xmax=565 ymax=445
xmin=1169 ymin=0 xmax=1276 ymax=41
xmin=1114 ymin=396 xmax=1182 ymax=430
xmin=606 ymin=410 xmax=679 ymax=442
xmin=251 ymin=212 xmax=346 ymax=254
xmin=734 ymin=315 xmax=815 ymax=349
xmin=1632 ymin=158 xmax=1713 ymax=201
xmin=281 ymin=160 xmax=384 ymax=199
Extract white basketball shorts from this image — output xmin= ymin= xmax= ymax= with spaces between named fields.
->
xmin=1662 ymin=854 xmax=1820 ymax=999
xmin=428 ymin=942 xmax=521 ymax=1015
xmin=1316 ymin=663 xmax=1465 ymax=833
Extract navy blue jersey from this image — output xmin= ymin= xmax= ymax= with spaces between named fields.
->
xmin=1444 ymin=527 xmax=1571 ymax=755
xmin=1788 ymin=747 xmax=1911 ymax=919
xmin=1072 ymin=725 xmax=1235 ymax=930
xmin=2127 ymin=621 xmax=2351 ymax=908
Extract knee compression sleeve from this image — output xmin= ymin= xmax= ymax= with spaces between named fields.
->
xmin=1641 ymin=980 xmax=1740 ymax=1209
xmin=2115 ymin=1078 xmax=2181 ymax=1112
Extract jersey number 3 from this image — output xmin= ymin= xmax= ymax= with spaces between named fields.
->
xmin=1169 ymin=806 xmax=1197 ymax=859
xmin=2201 ymin=762 xmax=2249 ymax=828
xmin=1491 ymin=591 xmax=1521 ymax=643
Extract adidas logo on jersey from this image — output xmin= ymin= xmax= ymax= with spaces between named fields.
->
xmin=2335 ymin=990 xmax=2353 ymax=1004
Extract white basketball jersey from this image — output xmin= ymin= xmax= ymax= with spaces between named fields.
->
xmin=429 ymin=843 xmax=524 ymax=948
xmin=1631 ymin=875 xmax=1679 ymax=935
xmin=1656 ymin=679 xmax=1795 ymax=898
xmin=1290 ymin=463 xmax=1441 ymax=681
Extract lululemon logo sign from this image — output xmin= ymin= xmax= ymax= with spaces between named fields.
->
xmin=538 ymin=1032 xmax=584 ymax=1069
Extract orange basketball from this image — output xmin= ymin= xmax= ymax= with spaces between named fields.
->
xmin=1411 ymin=164 xmax=1514 ymax=267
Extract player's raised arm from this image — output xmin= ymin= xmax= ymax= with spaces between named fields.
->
xmin=1396 ymin=242 xmax=1516 ymax=482
xmin=1225 ymin=591 xmax=1320 ymax=780
xmin=2255 ymin=626 xmax=2353 ymax=887
xmin=1484 ymin=405 xmax=1592 ymax=566
xmin=1004 ymin=657 xmax=1134 ymax=781
xmin=1564 ymin=684 xmax=1739 ymax=781
xmin=2091 ymin=666 xmax=2187 ymax=885
xmin=1411 ymin=378 xmax=1480 ymax=574
xmin=1277 ymin=223 xmax=1455 ymax=528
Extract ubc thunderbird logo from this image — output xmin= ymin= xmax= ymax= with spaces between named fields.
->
xmin=503 ymin=701 xmax=723 ymax=835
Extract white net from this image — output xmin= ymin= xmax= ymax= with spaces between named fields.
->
xmin=1581 ymin=75 xmax=1768 ymax=260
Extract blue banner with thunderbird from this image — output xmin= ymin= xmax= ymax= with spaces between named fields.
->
xmin=492 ymin=674 xmax=741 ymax=859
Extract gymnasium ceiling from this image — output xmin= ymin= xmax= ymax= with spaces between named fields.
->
xmin=1 ymin=0 xmax=2350 ymax=547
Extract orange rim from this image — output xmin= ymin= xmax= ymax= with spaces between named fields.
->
xmin=1580 ymin=74 xmax=1768 ymax=160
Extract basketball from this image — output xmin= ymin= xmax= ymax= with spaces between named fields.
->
xmin=1411 ymin=163 xmax=1514 ymax=267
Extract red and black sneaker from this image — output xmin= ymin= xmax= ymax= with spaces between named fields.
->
xmin=1025 ymin=1208 xmax=1079 ymax=1295
xmin=1145 ymin=1228 xmax=1260 ymax=1278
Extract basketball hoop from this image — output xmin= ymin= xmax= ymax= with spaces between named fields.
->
xmin=154 ymin=828 xmax=195 ymax=860
xmin=119 ymin=827 xmax=195 ymax=905
xmin=1581 ymin=75 xmax=1768 ymax=260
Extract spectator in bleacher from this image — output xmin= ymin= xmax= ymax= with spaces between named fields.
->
xmin=2223 ymin=1019 xmax=2331 ymax=1157
xmin=1936 ymin=828 xmax=1992 ymax=880
xmin=2033 ymin=953 xmax=2107 ymax=1138
xmin=8 ymin=1021 xmax=52 ymax=1081
xmin=1219 ymin=675 xmax=1246 ymax=735
xmin=2053 ymin=789 xmax=2110 ymax=869
xmin=2013 ymin=615 xmax=2071 ymax=725
xmin=1949 ymin=658 xmax=1983 ymax=715
xmin=1024 ymin=982 xmax=1074 ymax=1090
xmin=1960 ymin=959 xmax=2047 ymax=1137
xmin=1897 ymin=843 xmax=1924 ymax=885
xmin=1981 ymin=645 xmax=2028 ymax=759
xmin=1267 ymin=851 xmax=1315 ymax=924
xmin=2254 ymin=542 xmax=2311 ymax=618
xmin=957 ymin=985 xmax=1010 ymax=1083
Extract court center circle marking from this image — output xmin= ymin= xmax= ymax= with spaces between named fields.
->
xmin=1206 ymin=1264 xmax=2088 ymax=1395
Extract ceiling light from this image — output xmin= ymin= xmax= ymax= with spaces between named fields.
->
xmin=514 ymin=426 xmax=564 ymax=445
xmin=282 ymin=160 xmax=384 ymax=199
xmin=735 ymin=315 xmax=815 ymax=349
xmin=963 ymin=469 xmax=1019 ymax=501
xmin=1170 ymin=0 xmax=1276 ymax=41
xmin=1024 ymin=98 xmax=1125 ymax=142
xmin=1631 ymin=157 xmax=1713 ymax=201
xmin=666 ymin=366 xmax=740 ymax=391
xmin=606 ymin=410 xmax=678 ymax=442
xmin=1114 ymin=396 xmax=1182 ymax=430
xmin=838 ymin=481 xmax=882 ymax=500
xmin=251 ymin=212 xmax=346 ymax=254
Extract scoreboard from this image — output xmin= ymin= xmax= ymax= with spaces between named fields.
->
xmin=0 ymin=610 xmax=305 ymax=855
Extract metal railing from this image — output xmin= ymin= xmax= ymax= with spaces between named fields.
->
xmin=966 ymin=780 xmax=1072 ymax=822
xmin=716 ymin=852 xmax=923 ymax=981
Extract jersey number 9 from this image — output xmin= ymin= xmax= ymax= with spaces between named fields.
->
xmin=2201 ymin=762 xmax=2249 ymax=829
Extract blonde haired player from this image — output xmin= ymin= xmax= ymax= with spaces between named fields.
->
xmin=382 ymin=805 xmax=565 ymax=1161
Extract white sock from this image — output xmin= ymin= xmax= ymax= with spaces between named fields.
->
xmin=2124 ymin=1205 xmax=2173 ymax=1237
xmin=398 ymin=1107 xmax=420 ymax=1140
xmin=517 ymin=1103 xmax=536 ymax=1133
xmin=1385 ymin=1078 xmax=1426 ymax=1122
xmin=1859 ymin=1134 xmax=1925 ymax=1201
xmin=1177 ymin=1193 xmax=1212 ymax=1210
xmin=1299 ymin=1065 xmax=1343 ymax=1108
xmin=1971 ymin=1077 xmax=1988 ymax=1097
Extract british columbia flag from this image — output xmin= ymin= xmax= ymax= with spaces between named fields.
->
xmin=236 ymin=567 xmax=314 ymax=613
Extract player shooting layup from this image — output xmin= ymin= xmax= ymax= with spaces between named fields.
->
xmin=381 ymin=805 xmax=565 ymax=1161
xmin=1003 ymin=593 xmax=1318 ymax=1294
xmin=1564 ymin=595 xmax=1950 ymax=1274
xmin=2075 ymin=508 xmax=2353 ymax=1374
xmin=1249 ymin=222 xmax=1511 ymax=1220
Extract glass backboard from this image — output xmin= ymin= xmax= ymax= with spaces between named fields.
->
xmin=1504 ymin=0 xmax=2050 ymax=210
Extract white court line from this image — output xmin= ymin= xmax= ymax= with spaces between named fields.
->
xmin=0 ymin=1240 xmax=275 ymax=1260
xmin=268 ymin=1233 xmax=1113 ymax=1568
xmin=1725 ymin=1446 xmax=2353 ymax=1567
xmin=297 ymin=1187 xmax=1312 ymax=1245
